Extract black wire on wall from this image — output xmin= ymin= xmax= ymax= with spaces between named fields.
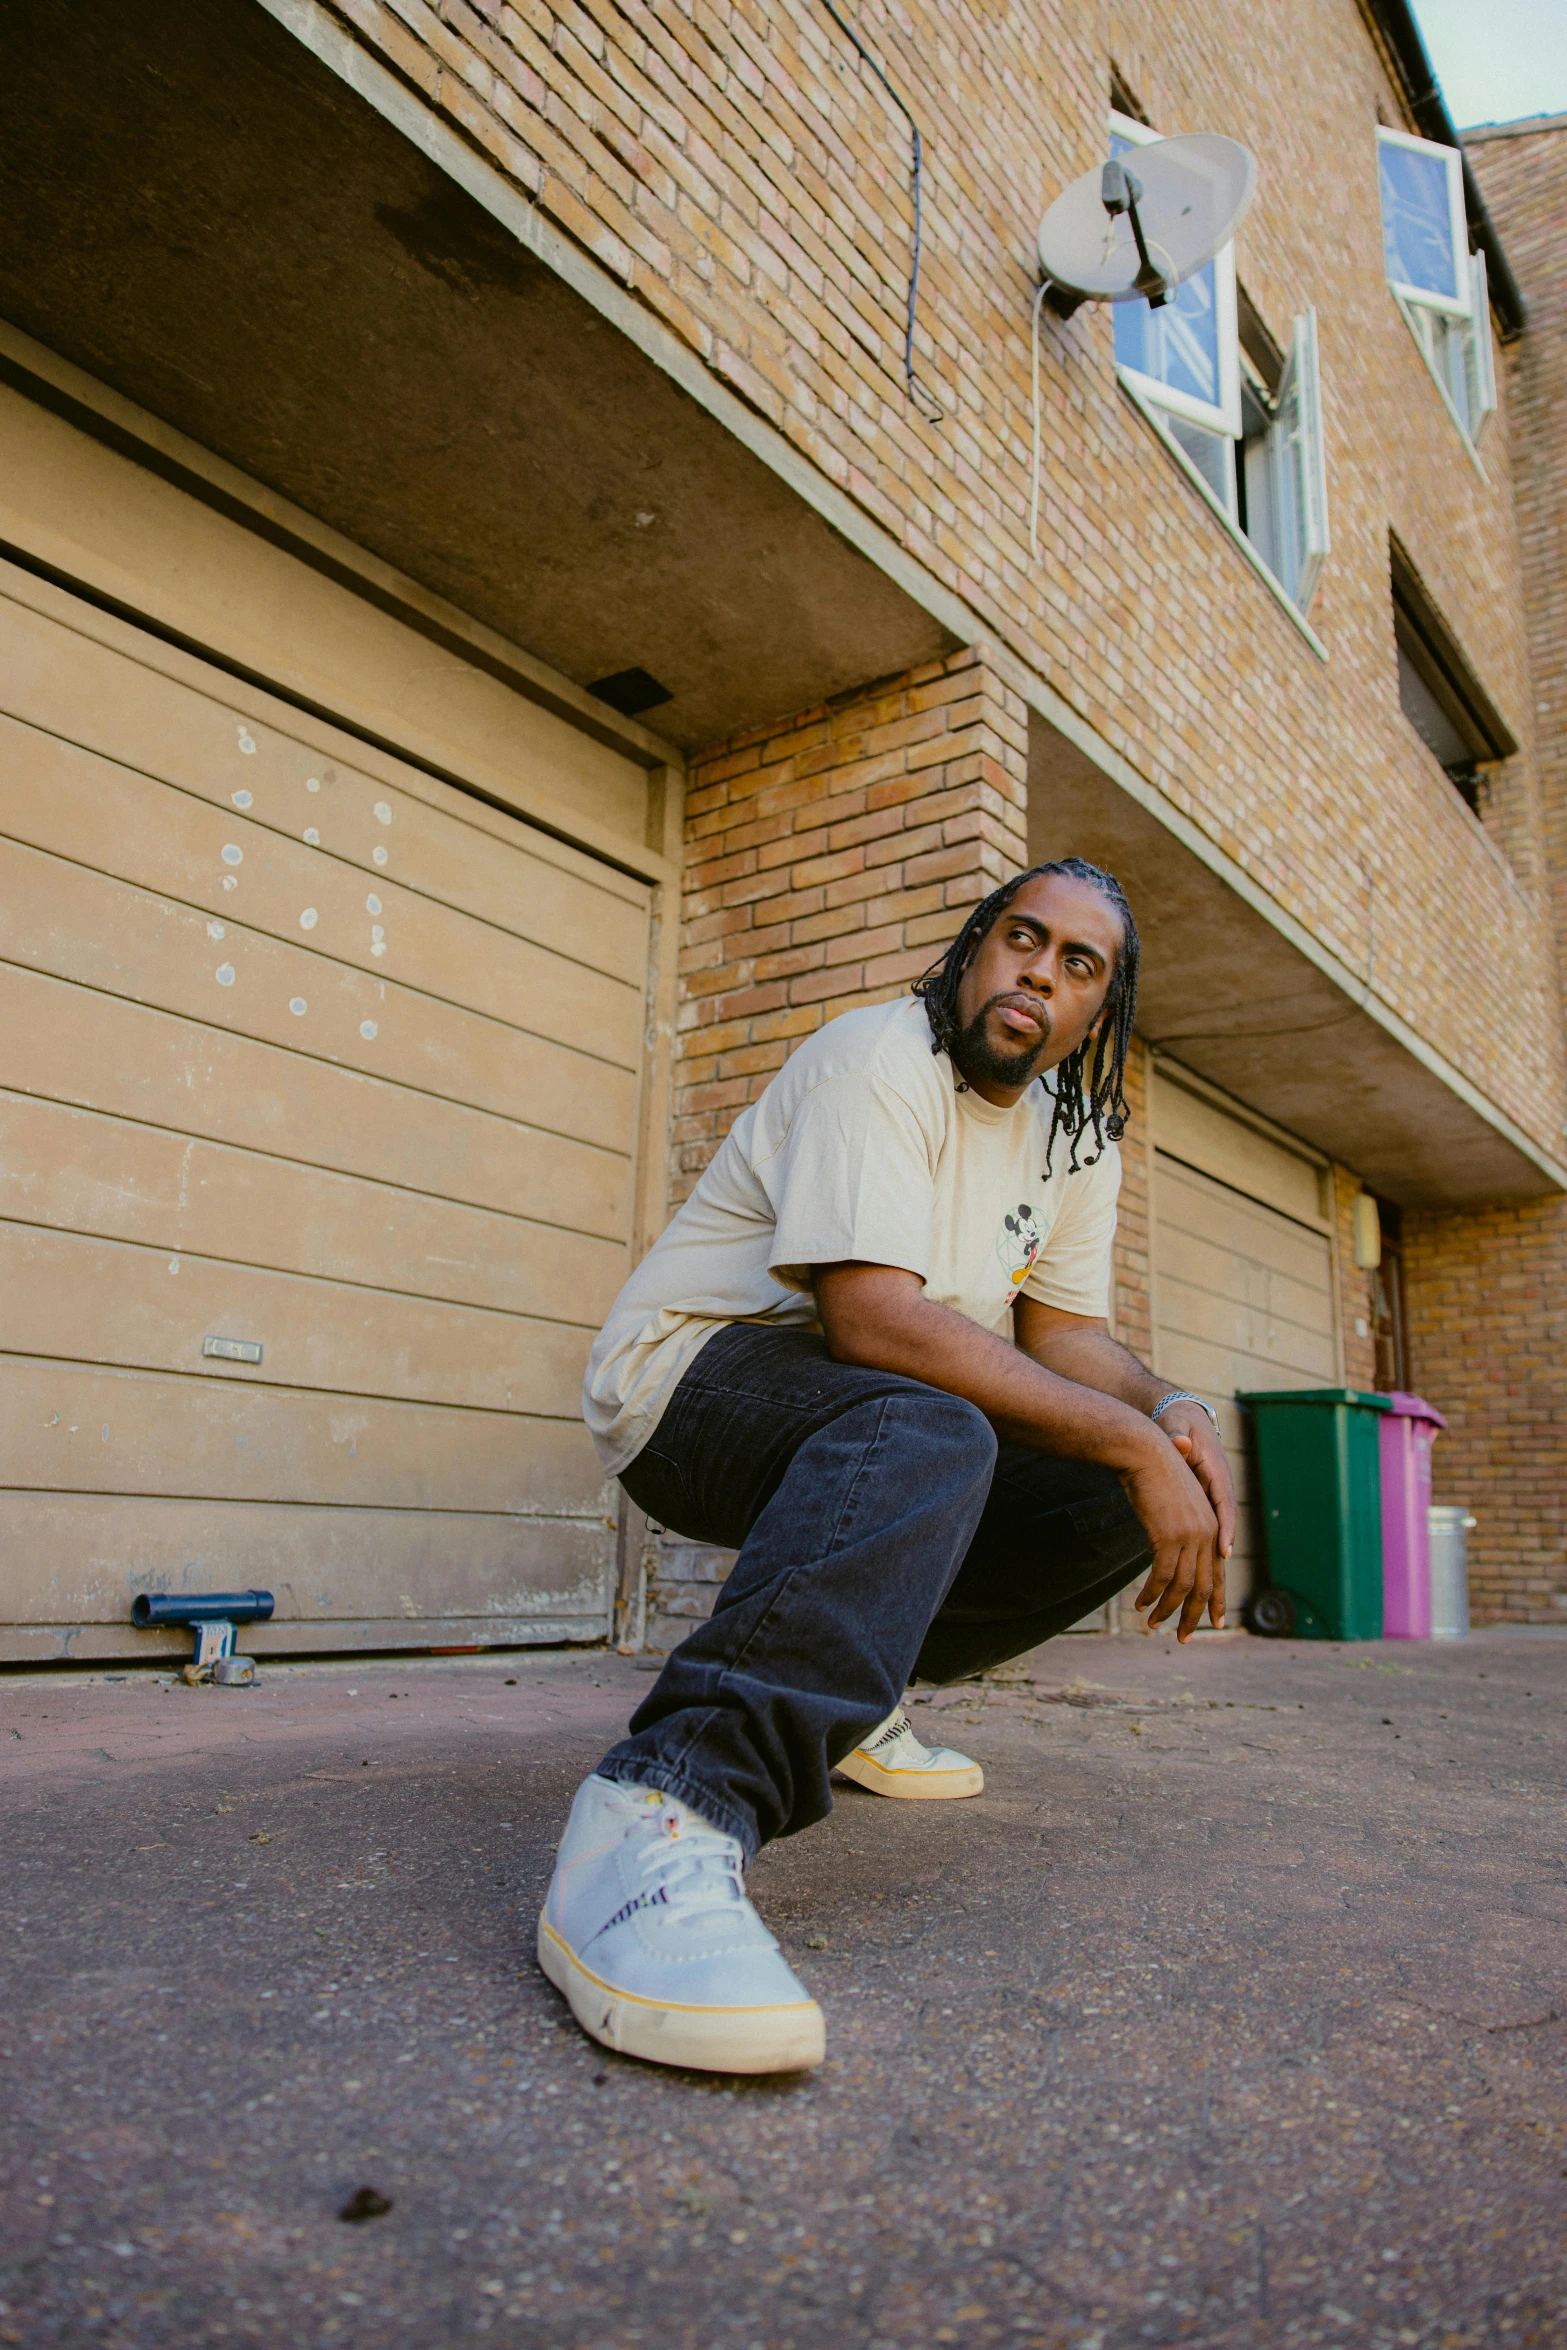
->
xmin=813 ymin=0 xmax=944 ymax=420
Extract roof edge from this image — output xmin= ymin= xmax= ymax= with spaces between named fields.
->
xmin=1463 ymin=110 xmax=1567 ymax=144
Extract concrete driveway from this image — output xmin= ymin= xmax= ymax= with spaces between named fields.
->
xmin=3 ymin=1631 xmax=1565 ymax=2349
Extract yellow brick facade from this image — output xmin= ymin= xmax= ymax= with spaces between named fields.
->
xmin=674 ymin=651 xmax=1028 ymax=1194
xmin=1401 ymin=117 xmax=1567 ymax=1625
xmin=331 ymin=0 xmax=1564 ymax=1160
xmin=318 ymin=0 xmax=1564 ymax=1620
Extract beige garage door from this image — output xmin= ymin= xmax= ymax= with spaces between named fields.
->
xmin=0 ymin=560 xmax=650 ymax=1661
xmin=1151 ymin=1068 xmax=1339 ymax=1611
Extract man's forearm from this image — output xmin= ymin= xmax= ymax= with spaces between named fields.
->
xmin=1019 ymin=1324 xmax=1175 ymax=1416
xmin=815 ymin=1277 xmax=1164 ymax=1469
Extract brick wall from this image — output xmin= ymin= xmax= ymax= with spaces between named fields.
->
xmin=1399 ymin=121 xmax=1567 ymax=1628
xmin=1404 ymin=1199 xmax=1567 ymax=1624
xmin=326 ymin=0 xmax=1565 ymax=1166
xmin=1110 ymin=1037 xmax=1153 ymax=1365
xmin=1469 ymin=118 xmax=1567 ymax=1004
xmin=674 ymin=648 xmax=1029 ymax=1192
xmin=1333 ymin=1168 xmax=1377 ymax=1393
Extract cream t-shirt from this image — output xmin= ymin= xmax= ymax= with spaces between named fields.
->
xmin=583 ymin=995 xmax=1121 ymax=1474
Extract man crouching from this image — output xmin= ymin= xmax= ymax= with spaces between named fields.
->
xmin=538 ymin=858 xmax=1235 ymax=2073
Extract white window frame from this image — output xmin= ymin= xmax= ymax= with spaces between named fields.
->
xmin=1376 ymin=126 xmax=1497 ymax=454
xmin=1110 ymin=110 xmax=1242 ymax=439
xmin=1466 ymin=244 xmax=1498 ymax=422
xmin=1272 ymin=307 xmax=1331 ymax=612
xmin=1376 ymin=125 xmax=1470 ymax=318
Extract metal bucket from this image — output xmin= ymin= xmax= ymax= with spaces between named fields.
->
xmin=1428 ymin=1506 xmax=1476 ymax=1640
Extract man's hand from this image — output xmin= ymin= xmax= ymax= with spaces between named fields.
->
xmin=1121 ymin=1432 xmax=1223 ymax=1642
xmin=1155 ymin=1403 xmax=1236 ymax=1567
xmin=1016 ymin=1305 xmax=1234 ymax=1637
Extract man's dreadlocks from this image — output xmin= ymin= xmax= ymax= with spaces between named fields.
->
xmin=911 ymin=857 xmax=1140 ymax=1174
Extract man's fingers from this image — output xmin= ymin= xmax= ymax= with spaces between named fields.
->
xmin=1176 ymin=1563 xmax=1210 ymax=1642
xmin=1134 ymin=1544 xmax=1184 ymax=1627
xmin=1172 ymin=1431 xmax=1237 ymax=1560
xmin=1146 ymin=1539 xmax=1204 ymax=1631
xmin=1139 ymin=1538 xmax=1225 ymax=1638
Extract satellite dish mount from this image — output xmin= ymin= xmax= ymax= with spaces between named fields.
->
xmin=1035 ymin=132 xmax=1257 ymax=321
xmin=1092 ymin=159 xmax=1169 ymax=312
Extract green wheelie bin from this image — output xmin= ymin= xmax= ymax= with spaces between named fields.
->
xmin=1236 ymin=1388 xmax=1390 ymax=1640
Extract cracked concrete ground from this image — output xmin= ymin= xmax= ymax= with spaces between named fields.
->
xmin=3 ymin=1631 xmax=1565 ymax=2350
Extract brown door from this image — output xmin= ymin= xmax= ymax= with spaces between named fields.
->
xmin=0 ymin=559 xmax=651 ymax=1661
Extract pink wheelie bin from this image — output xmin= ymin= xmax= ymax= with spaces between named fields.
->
xmin=1379 ymin=1392 xmax=1446 ymax=1639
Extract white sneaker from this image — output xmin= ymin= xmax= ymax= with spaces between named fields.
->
xmin=835 ymin=1706 xmax=984 ymax=1800
xmin=537 ymin=1775 xmax=825 ymax=2074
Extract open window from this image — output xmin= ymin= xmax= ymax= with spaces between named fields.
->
xmin=1111 ymin=112 xmax=1329 ymax=618
xmin=1111 ymin=111 xmax=1241 ymax=506
xmin=1390 ymin=537 xmax=1516 ymax=811
xmin=1236 ymin=309 xmax=1331 ymax=613
xmin=1377 ymin=127 xmax=1497 ymax=448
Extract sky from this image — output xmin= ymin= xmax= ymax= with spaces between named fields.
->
xmin=1411 ymin=0 xmax=1567 ymax=130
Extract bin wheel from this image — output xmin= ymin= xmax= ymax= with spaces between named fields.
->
xmin=1246 ymin=1587 xmax=1297 ymax=1638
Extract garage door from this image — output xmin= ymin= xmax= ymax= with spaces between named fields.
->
xmin=0 ymin=559 xmax=650 ymax=1661
xmin=1151 ymin=1067 xmax=1339 ymax=1612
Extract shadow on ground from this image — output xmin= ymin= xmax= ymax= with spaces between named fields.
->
xmin=2 ymin=1633 xmax=1565 ymax=2348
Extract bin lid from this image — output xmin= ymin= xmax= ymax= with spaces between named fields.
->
xmin=1234 ymin=1387 xmax=1391 ymax=1410
xmin=1380 ymin=1389 xmax=1447 ymax=1427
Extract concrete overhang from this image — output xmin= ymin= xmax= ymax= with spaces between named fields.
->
xmin=0 ymin=0 xmax=959 ymax=752
xmin=1026 ymin=703 xmax=1567 ymax=1209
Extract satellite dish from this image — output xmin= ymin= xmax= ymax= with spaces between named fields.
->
xmin=1036 ymin=134 xmax=1256 ymax=316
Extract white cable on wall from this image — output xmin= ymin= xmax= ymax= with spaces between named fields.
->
xmin=1029 ymin=281 xmax=1050 ymax=561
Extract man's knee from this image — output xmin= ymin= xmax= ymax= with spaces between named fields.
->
xmin=885 ymin=1384 xmax=998 ymax=1488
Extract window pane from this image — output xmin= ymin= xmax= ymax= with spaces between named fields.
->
xmin=1239 ymin=385 xmax=1281 ymax=581
xmin=1412 ymin=303 xmax=1475 ymax=434
xmin=1398 ymin=642 xmax=1470 ymax=771
xmin=1114 ymin=263 xmax=1222 ymax=408
xmin=1163 ymin=413 xmax=1235 ymax=513
xmin=1379 ymin=140 xmax=1458 ymax=300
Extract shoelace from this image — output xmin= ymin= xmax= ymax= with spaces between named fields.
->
xmin=634 ymin=1806 xmax=747 ymax=1921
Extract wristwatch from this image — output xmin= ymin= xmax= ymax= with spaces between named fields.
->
xmin=1151 ymin=1389 xmax=1220 ymax=1432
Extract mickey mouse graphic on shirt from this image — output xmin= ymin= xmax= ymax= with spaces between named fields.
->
xmin=996 ymin=1201 xmax=1046 ymax=1303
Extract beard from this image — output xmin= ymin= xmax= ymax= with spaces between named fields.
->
xmin=950 ymin=995 xmax=1051 ymax=1091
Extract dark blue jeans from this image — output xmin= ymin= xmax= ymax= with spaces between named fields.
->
xmin=598 ymin=1324 xmax=1152 ymax=1856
